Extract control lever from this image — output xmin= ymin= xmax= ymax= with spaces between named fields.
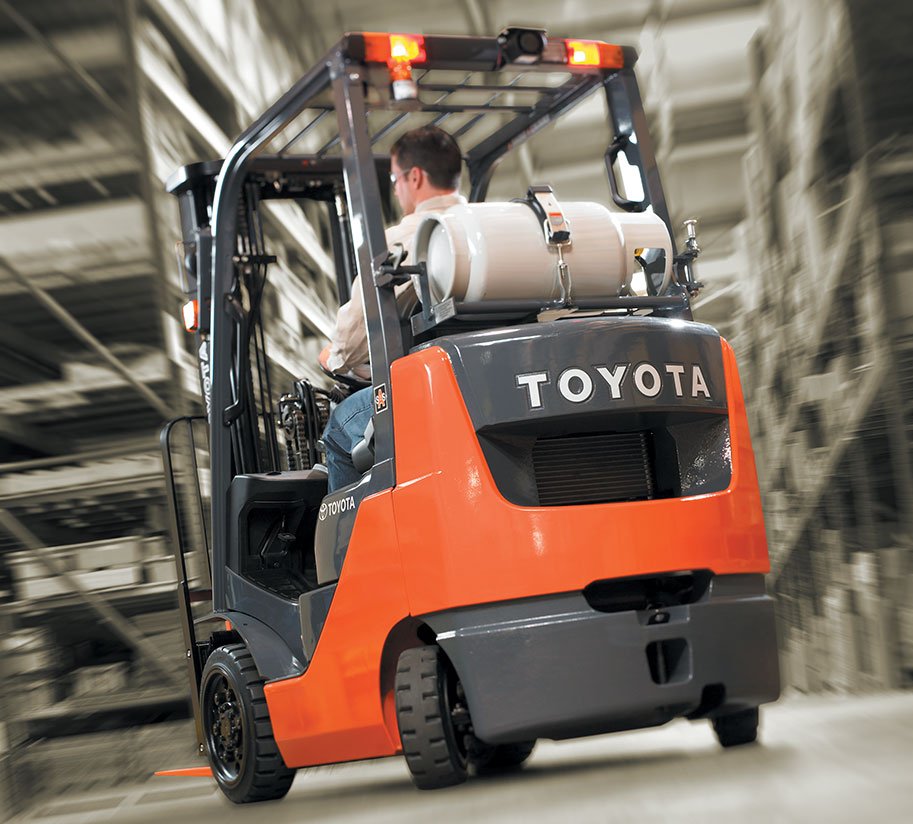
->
xmin=261 ymin=515 xmax=297 ymax=568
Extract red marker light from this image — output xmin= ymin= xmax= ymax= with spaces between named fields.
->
xmin=182 ymin=299 xmax=199 ymax=333
xmin=565 ymin=39 xmax=624 ymax=69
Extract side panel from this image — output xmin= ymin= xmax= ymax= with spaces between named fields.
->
xmin=313 ymin=472 xmax=373 ymax=585
xmin=390 ymin=341 xmax=768 ymax=617
xmin=223 ymin=572 xmax=308 ymax=678
xmin=221 ymin=608 xmax=305 ymax=680
xmin=263 ymin=490 xmax=408 ymax=767
xmin=721 ymin=337 xmax=766 ymax=530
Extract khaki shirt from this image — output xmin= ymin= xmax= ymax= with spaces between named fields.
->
xmin=326 ymin=192 xmax=467 ymax=377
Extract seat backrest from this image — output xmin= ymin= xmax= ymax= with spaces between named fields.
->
xmin=351 ymin=417 xmax=375 ymax=475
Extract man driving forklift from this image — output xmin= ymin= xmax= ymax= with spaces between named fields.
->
xmin=318 ymin=124 xmax=465 ymax=491
xmin=161 ymin=30 xmax=779 ymax=803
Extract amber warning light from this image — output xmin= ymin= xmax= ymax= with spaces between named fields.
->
xmin=364 ymin=33 xmax=426 ymax=101
xmin=388 ymin=34 xmax=426 ymax=64
xmin=363 ymin=32 xmax=427 ymax=65
xmin=182 ymin=299 xmax=199 ymax=333
xmin=564 ymin=39 xmax=624 ymax=69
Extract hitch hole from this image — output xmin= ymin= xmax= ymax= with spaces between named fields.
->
xmin=646 ymin=638 xmax=691 ymax=685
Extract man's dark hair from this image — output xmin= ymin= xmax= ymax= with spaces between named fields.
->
xmin=391 ymin=125 xmax=462 ymax=190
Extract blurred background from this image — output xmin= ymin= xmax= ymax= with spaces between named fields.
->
xmin=0 ymin=0 xmax=911 ymax=820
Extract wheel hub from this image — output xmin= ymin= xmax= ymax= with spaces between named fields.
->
xmin=447 ymin=675 xmax=475 ymax=762
xmin=205 ymin=674 xmax=245 ymax=781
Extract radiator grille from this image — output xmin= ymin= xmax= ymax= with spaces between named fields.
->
xmin=532 ymin=432 xmax=655 ymax=506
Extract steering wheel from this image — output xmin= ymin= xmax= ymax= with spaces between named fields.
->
xmin=318 ymin=361 xmax=371 ymax=392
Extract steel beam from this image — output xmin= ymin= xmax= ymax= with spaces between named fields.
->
xmin=0 ymin=0 xmax=126 ymax=120
xmin=0 ymin=415 xmax=67 ymax=456
xmin=0 ymin=257 xmax=172 ymax=421
xmin=0 ymin=439 xmax=156 ymax=475
xmin=0 ymin=509 xmax=182 ymax=687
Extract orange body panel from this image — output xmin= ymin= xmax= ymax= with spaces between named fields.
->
xmin=264 ymin=336 xmax=768 ymax=768
xmin=391 ymin=340 xmax=768 ymax=616
xmin=264 ymin=490 xmax=408 ymax=767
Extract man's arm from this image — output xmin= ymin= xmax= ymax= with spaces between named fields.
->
xmin=325 ymin=274 xmax=370 ymax=374
xmin=321 ymin=213 xmax=426 ymax=374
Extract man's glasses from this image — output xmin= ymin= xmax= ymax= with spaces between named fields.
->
xmin=389 ymin=167 xmax=413 ymax=185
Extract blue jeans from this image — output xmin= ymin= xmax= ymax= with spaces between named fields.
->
xmin=322 ymin=386 xmax=374 ymax=492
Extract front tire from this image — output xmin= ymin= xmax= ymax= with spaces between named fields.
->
xmin=395 ymin=645 xmax=470 ymax=790
xmin=201 ymin=643 xmax=296 ymax=803
xmin=712 ymin=706 xmax=759 ymax=748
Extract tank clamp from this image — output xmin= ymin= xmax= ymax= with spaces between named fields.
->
xmin=519 ymin=184 xmax=574 ymax=305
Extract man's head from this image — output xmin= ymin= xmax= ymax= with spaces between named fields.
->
xmin=390 ymin=125 xmax=461 ymax=215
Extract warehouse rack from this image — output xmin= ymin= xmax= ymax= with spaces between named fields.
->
xmin=0 ymin=0 xmax=337 ymax=813
xmin=738 ymin=0 xmax=913 ymax=691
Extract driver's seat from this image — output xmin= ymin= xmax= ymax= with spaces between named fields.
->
xmin=351 ymin=417 xmax=375 ymax=474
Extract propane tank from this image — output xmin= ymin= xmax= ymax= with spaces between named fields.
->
xmin=413 ymin=201 xmax=672 ymax=303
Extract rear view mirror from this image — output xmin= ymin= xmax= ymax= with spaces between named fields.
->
xmin=606 ymin=136 xmax=646 ymax=211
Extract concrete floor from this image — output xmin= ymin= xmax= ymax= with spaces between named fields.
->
xmin=13 ymin=691 xmax=913 ymax=824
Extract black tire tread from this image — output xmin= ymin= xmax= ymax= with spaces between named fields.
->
xmin=713 ymin=706 xmax=759 ymax=748
xmin=395 ymin=646 xmax=467 ymax=790
xmin=202 ymin=643 xmax=296 ymax=803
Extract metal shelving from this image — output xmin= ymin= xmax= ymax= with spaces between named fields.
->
xmin=738 ymin=0 xmax=913 ymax=693
xmin=0 ymin=1 xmax=338 ymax=813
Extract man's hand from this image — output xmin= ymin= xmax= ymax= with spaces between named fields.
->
xmin=318 ymin=345 xmax=331 ymax=371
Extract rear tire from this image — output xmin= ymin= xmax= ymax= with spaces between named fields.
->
xmin=395 ymin=645 xmax=469 ymax=790
xmin=201 ymin=643 xmax=296 ymax=803
xmin=712 ymin=706 xmax=759 ymax=748
xmin=471 ymin=740 xmax=536 ymax=775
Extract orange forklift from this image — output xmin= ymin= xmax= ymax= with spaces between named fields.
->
xmin=161 ymin=29 xmax=780 ymax=803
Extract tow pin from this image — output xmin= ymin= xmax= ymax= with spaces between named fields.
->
xmin=648 ymin=608 xmax=670 ymax=625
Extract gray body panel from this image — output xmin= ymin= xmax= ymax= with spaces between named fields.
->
xmin=421 ymin=317 xmax=732 ymax=503
xmin=300 ymin=583 xmax=337 ymax=660
xmin=425 ymin=316 xmax=727 ymax=429
xmin=424 ymin=574 xmax=780 ymax=744
xmin=223 ymin=570 xmax=306 ymax=679
xmin=314 ymin=471 xmax=373 ymax=584
xmin=221 ymin=603 xmax=306 ymax=681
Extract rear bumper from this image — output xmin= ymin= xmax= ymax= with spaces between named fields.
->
xmin=424 ymin=573 xmax=780 ymax=744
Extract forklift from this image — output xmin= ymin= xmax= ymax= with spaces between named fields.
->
xmin=161 ymin=29 xmax=780 ymax=803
